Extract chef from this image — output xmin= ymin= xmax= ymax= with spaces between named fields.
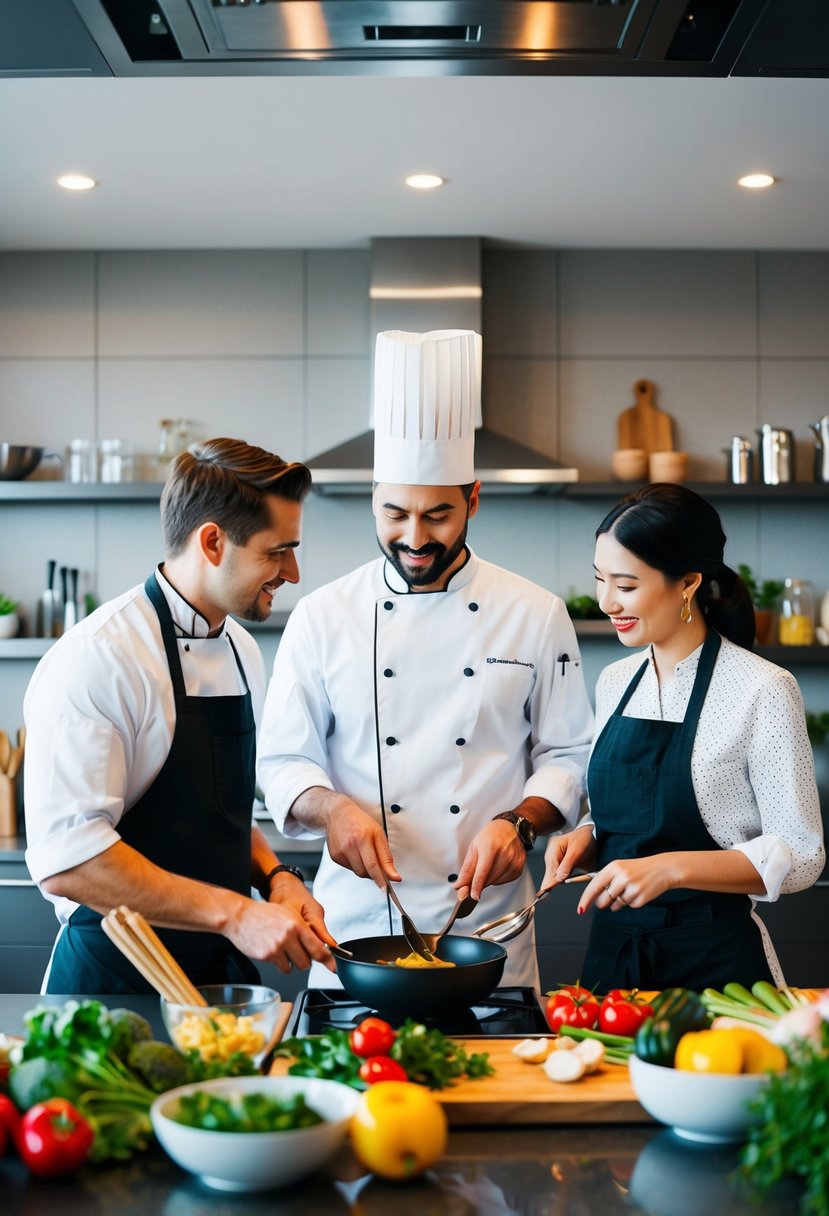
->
xmin=23 ymin=437 xmax=336 ymax=995
xmin=258 ymin=330 xmax=594 ymax=989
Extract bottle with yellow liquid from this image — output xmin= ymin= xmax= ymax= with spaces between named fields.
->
xmin=779 ymin=579 xmax=816 ymax=646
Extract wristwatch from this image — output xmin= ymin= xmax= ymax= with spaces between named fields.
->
xmin=261 ymin=863 xmax=306 ymax=898
xmin=492 ymin=811 xmax=536 ymax=852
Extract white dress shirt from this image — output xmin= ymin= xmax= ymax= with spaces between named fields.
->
xmin=591 ymin=635 xmax=825 ymax=902
xmin=23 ymin=567 xmax=266 ymax=928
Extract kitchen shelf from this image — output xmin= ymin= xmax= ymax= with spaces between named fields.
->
xmin=0 ymin=482 xmax=166 ymax=503
xmin=563 ymin=481 xmax=829 ymax=502
xmin=3 ymin=480 xmax=828 ymax=504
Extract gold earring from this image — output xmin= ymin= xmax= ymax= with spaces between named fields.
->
xmin=680 ymin=593 xmax=693 ymax=625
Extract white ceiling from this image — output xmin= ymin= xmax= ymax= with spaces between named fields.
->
xmin=2 ymin=73 xmax=829 ymax=251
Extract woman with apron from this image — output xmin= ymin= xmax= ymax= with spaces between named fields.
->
xmin=543 ymin=484 xmax=824 ymax=992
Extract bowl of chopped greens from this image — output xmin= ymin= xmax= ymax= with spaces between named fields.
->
xmin=161 ymin=984 xmax=280 ymax=1068
xmin=151 ymin=1074 xmax=361 ymax=1191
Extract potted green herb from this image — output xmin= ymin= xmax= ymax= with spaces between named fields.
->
xmin=807 ymin=711 xmax=829 ymax=799
xmin=0 ymin=593 xmax=19 ymax=640
xmin=565 ymin=591 xmax=604 ymax=620
xmin=738 ymin=564 xmax=784 ymax=646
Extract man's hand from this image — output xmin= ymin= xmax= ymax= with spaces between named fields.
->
xmin=453 ymin=820 xmax=527 ymax=902
xmin=225 ymin=893 xmax=337 ymax=974
xmin=541 ymin=823 xmax=596 ymax=889
xmin=325 ymin=797 xmax=401 ymax=889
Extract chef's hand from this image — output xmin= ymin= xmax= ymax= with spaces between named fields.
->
xmin=226 ymin=894 xmax=337 ymax=973
xmin=453 ymin=820 xmax=527 ymax=902
xmin=325 ymin=796 xmax=402 ymax=890
xmin=577 ymin=854 xmax=676 ymax=915
xmin=541 ymin=823 xmax=597 ymax=890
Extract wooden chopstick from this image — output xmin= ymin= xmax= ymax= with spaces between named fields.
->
xmin=102 ymin=910 xmax=181 ymax=1002
xmin=102 ymin=906 xmax=207 ymax=1005
xmin=120 ymin=907 xmax=207 ymax=1006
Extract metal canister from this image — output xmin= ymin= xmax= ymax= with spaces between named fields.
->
xmin=728 ymin=436 xmax=753 ymax=484
xmin=757 ymin=425 xmax=794 ymax=485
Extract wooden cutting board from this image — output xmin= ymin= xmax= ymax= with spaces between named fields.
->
xmin=271 ymin=1038 xmax=651 ymax=1127
xmin=617 ymin=380 xmax=674 ymax=455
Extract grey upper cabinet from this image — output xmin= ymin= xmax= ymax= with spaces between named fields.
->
xmin=1 ymin=0 xmax=113 ymax=76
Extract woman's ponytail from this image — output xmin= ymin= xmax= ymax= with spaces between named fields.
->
xmin=697 ymin=562 xmax=755 ymax=649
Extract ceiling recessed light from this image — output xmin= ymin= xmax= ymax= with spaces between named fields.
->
xmin=405 ymin=174 xmax=444 ymax=191
xmin=57 ymin=174 xmax=97 ymax=191
xmin=737 ymin=173 xmax=775 ymax=190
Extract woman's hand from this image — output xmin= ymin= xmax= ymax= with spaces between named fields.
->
xmin=577 ymin=854 xmax=682 ymax=914
xmin=542 ymin=824 xmax=596 ymax=889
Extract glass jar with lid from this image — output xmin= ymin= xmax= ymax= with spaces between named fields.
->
xmin=779 ymin=579 xmax=816 ymax=646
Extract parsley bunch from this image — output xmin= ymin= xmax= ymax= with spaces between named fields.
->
xmin=390 ymin=1019 xmax=495 ymax=1089
xmin=741 ymin=1019 xmax=829 ymax=1215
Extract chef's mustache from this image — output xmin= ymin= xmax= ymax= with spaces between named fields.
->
xmin=390 ymin=542 xmax=443 ymax=558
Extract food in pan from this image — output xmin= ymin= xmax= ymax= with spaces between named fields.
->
xmin=389 ymin=952 xmax=456 ymax=969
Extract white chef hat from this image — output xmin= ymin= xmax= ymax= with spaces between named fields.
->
xmin=372 ymin=329 xmax=482 ymax=486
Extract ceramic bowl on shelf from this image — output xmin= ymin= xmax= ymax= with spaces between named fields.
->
xmin=160 ymin=983 xmax=280 ymax=1068
xmin=629 ymin=1055 xmax=769 ymax=1143
xmin=150 ymin=1074 xmax=360 ymax=1192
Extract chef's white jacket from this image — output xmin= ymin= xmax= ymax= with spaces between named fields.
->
xmin=258 ymin=549 xmax=594 ymax=988
xmin=23 ymin=568 xmax=265 ymax=929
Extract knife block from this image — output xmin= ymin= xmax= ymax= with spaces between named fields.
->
xmin=0 ymin=774 xmax=18 ymax=835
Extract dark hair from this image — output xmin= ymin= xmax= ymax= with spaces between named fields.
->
xmin=596 ymin=483 xmax=756 ymax=649
xmin=161 ymin=437 xmax=311 ymax=556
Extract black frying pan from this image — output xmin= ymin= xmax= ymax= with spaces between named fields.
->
xmin=333 ymin=934 xmax=507 ymax=1020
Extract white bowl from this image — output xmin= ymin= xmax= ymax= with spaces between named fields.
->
xmin=150 ymin=1074 xmax=361 ymax=1192
xmin=160 ymin=983 xmax=280 ymax=1067
xmin=629 ymin=1055 xmax=770 ymax=1144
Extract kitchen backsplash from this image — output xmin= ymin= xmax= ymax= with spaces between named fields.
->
xmin=1 ymin=246 xmax=828 ymax=724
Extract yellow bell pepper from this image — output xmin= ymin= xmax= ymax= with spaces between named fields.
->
xmin=675 ymin=1027 xmax=788 ymax=1075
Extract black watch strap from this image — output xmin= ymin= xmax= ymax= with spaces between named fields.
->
xmin=492 ymin=811 xmax=536 ymax=851
xmin=262 ymin=863 xmax=306 ymax=896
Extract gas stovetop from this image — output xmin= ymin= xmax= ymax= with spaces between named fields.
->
xmin=288 ymin=986 xmax=549 ymax=1039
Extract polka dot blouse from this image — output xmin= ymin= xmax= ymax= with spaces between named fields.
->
xmin=591 ymin=634 xmax=825 ymax=902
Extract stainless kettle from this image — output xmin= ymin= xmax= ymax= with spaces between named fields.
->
xmin=809 ymin=415 xmax=829 ymax=483
xmin=757 ymin=425 xmax=794 ymax=485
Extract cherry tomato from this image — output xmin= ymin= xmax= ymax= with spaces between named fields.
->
xmin=350 ymin=1017 xmax=396 ymax=1059
xmin=545 ymin=985 xmax=600 ymax=1032
xmin=358 ymin=1056 xmax=409 ymax=1085
xmin=0 ymin=1094 xmax=21 ymax=1150
xmin=598 ymin=991 xmax=654 ymax=1036
xmin=19 ymin=1098 xmax=94 ymax=1177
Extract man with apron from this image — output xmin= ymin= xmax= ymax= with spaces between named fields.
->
xmin=24 ymin=438 xmax=336 ymax=994
xmin=259 ymin=331 xmax=594 ymax=990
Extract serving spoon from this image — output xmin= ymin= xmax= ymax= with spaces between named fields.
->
xmin=473 ymin=886 xmax=555 ymax=944
xmin=385 ymin=879 xmax=434 ymax=960
xmin=420 ymin=894 xmax=479 ymax=955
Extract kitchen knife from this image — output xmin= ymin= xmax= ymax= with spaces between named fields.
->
xmin=64 ymin=567 xmax=79 ymax=632
xmin=38 ymin=559 xmax=56 ymax=639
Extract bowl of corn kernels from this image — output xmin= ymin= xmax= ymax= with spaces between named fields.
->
xmin=161 ymin=984 xmax=281 ymax=1068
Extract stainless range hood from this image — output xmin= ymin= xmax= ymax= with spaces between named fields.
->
xmin=306 ymin=237 xmax=579 ymax=496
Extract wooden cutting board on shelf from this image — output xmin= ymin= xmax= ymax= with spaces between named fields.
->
xmin=271 ymin=1038 xmax=650 ymax=1127
xmin=617 ymin=380 xmax=674 ymax=455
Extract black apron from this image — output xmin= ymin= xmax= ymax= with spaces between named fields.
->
xmin=582 ymin=630 xmax=773 ymax=992
xmin=46 ymin=574 xmax=261 ymax=994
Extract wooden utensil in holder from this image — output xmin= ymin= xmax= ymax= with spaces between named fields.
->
xmin=0 ymin=727 xmax=24 ymax=835
xmin=102 ymin=906 xmax=207 ymax=1005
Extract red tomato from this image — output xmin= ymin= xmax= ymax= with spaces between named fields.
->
xmin=598 ymin=992 xmax=654 ymax=1037
xmin=545 ymin=986 xmax=600 ymax=1032
xmin=350 ymin=1017 xmax=396 ymax=1059
xmin=358 ymin=1056 xmax=409 ymax=1085
xmin=19 ymin=1098 xmax=94 ymax=1177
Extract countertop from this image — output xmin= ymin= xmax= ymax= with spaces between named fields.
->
xmin=0 ymin=993 xmax=805 ymax=1215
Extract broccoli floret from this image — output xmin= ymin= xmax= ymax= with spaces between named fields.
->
xmin=107 ymin=1007 xmax=154 ymax=1059
xmin=9 ymin=1055 xmax=83 ymax=1110
xmin=127 ymin=1040 xmax=192 ymax=1093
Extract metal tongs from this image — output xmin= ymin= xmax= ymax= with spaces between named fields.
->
xmin=385 ymin=879 xmax=434 ymax=961
xmin=473 ymin=886 xmax=556 ymax=944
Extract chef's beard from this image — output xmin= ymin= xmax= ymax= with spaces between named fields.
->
xmin=380 ymin=518 xmax=470 ymax=589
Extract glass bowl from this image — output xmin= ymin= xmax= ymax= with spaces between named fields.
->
xmin=160 ymin=983 xmax=281 ymax=1068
